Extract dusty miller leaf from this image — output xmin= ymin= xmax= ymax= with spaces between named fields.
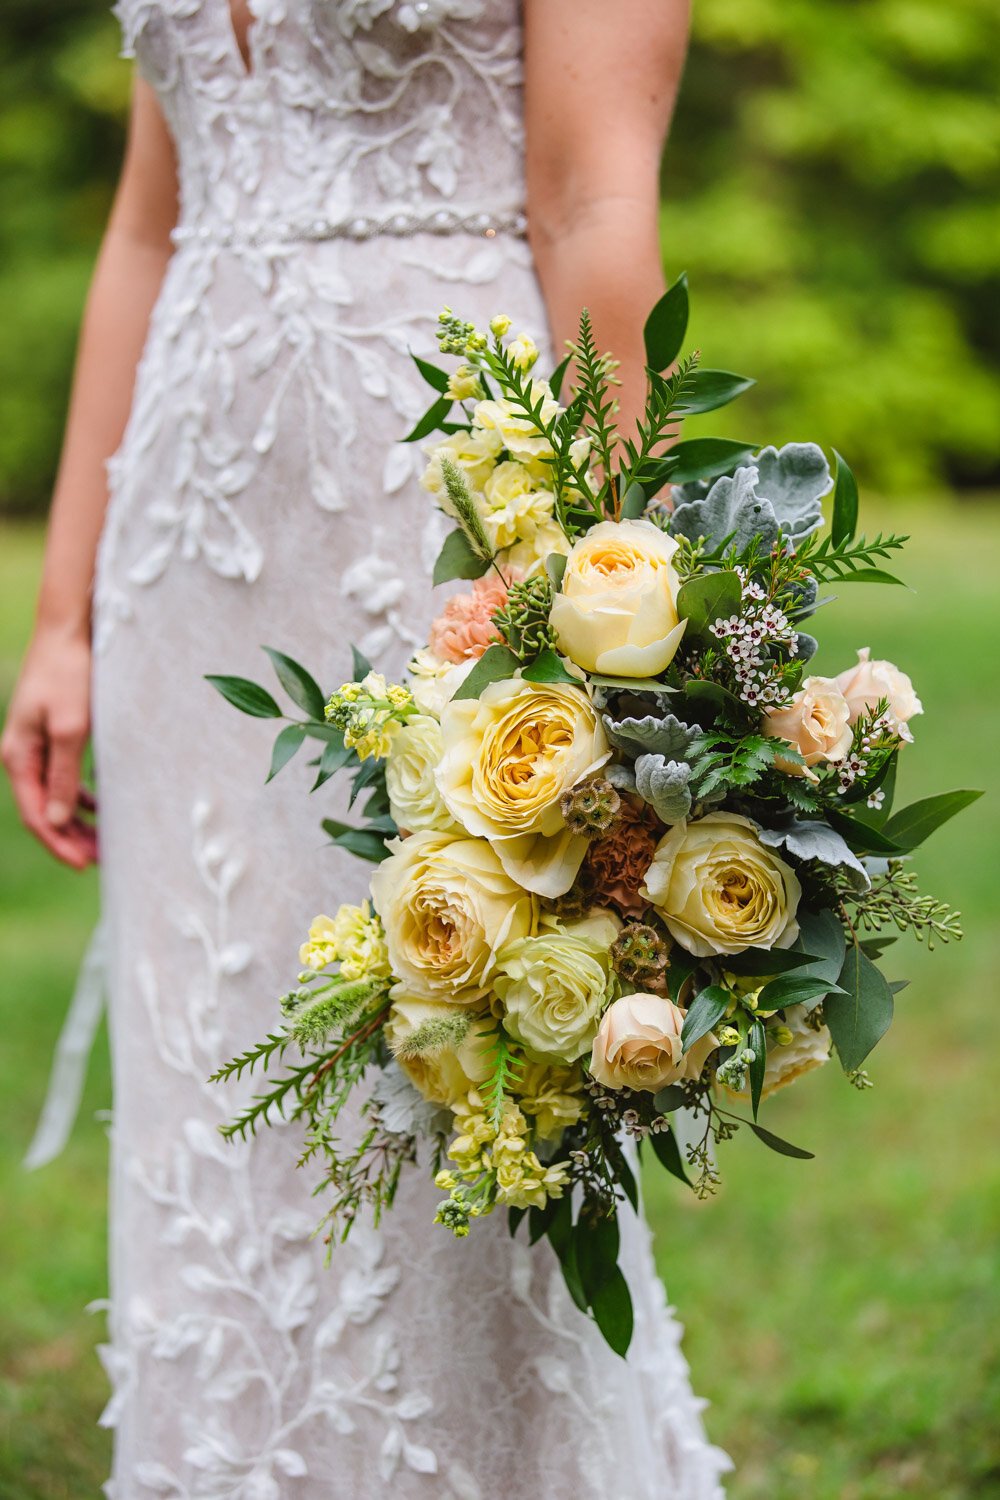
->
xmin=634 ymin=755 xmax=692 ymax=823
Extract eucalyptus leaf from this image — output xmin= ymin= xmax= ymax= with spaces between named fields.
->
xmin=676 ymin=570 xmax=742 ymax=636
xmin=589 ymin=1263 xmax=634 ymax=1358
xmin=747 ymin=1121 xmax=815 ymax=1159
xmin=520 ymin=650 xmax=579 ymax=686
xmin=652 ymin=1084 xmax=687 ymax=1114
xmin=620 ymin=480 xmax=647 ymax=519
xmin=588 ymin=674 xmax=675 ymax=693
xmin=825 ymin=808 xmax=906 ymax=857
xmin=826 ymin=945 xmax=894 ymax=1072
xmin=650 ymin=1125 xmax=691 ymax=1187
xmin=748 ymin=1019 xmax=766 ymax=1119
xmin=545 ymin=552 xmax=568 ymax=591
xmin=756 ymin=975 xmax=845 ymax=1011
xmin=667 ymin=950 xmax=698 ymax=1005
xmin=792 ymin=909 xmax=848 ymax=987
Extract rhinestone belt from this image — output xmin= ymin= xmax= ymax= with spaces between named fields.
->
xmin=171 ymin=204 xmax=528 ymax=249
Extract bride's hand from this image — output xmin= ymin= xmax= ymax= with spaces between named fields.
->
xmin=1 ymin=628 xmax=98 ymax=869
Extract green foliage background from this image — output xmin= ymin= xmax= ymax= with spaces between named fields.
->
xmin=1 ymin=0 xmax=998 ymax=513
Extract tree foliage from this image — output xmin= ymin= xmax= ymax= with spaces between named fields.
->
xmin=0 ymin=0 xmax=997 ymax=513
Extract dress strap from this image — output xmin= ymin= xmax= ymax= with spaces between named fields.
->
xmin=23 ymin=920 xmax=107 ymax=1170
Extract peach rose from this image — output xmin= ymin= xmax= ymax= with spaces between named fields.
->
xmin=589 ymin=992 xmax=717 ymax=1093
xmin=835 ymin=648 xmax=922 ymax=740
xmin=427 ymin=572 xmax=516 ymax=664
xmin=763 ymin=675 xmax=853 ymax=780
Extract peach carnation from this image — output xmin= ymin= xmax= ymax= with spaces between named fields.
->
xmin=427 ymin=572 xmax=519 ymax=664
xmin=581 ymin=797 xmax=664 ymax=917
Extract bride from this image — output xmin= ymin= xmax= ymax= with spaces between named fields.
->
xmin=2 ymin=1 xmax=731 ymax=1494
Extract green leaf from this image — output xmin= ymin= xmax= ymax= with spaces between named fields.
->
xmin=826 ymin=808 xmax=905 ymax=856
xmin=834 ymin=567 xmax=907 ymax=586
xmin=262 ymin=646 xmax=326 ymax=720
xmin=402 ymin=395 xmax=453 ymax=442
xmin=351 ymin=646 xmax=372 ymax=681
xmin=205 ymin=675 xmax=282 ymax=718
xmin=576 ymin=1213 xmax=620 ymax=1307
xmin=589 ymin=1263 xmax=634 ymax=1357
xmin=748 ymin=1121 xmax=815 ymax=1160
xmin=547 ymin=1196 xmax=588 ymax=1312
xmin=683 ymin=678 xmax=745 ymax=717
xmin=882 ymin=789 xmax=983 ymax=851
xmin=681 ymin=985 xmax=730 ymax=1053
xmin=643 ymin=273 xmax=689 ymax=371
xmin=756 ymin=975 xmax=845 ymax=1011
xmin=527 ymin=1199 xmax=557 ymax=1244
xmin=451 ymin=643 xmax=521 ymax=700
xmin=549 ymin=351 xmax=573 ymax=400
xmin=652 ymin=1084 xmax=687 ymax=1114
xmin=616 ymin=1149 xmax=640 ymax=1212
xmin=620 ymin=480 xmax=647 ymax=519
xmin=831 ymin=450 xmax=859 ymax=547
xmin=792 ymin=908 xmax=848 ymax=986
xmin=266 ymin=723 xmax=306 ymax=782
xmin=312 ymin=735 xmax=352 ymax=790
xmin=826 ymin=945 xmax=894 ymax=1073
xmin=588 ymin=674 xmax=675 ymax=693
xmin=545 ymin=552 xmax=568 ymax=591
xmin=748 ymin=1019 xmax=766 ymax=1119
xmin=676 ymin=569 xmax=742 ymax=636
xmin=507 ymin=1206 xmax=527 ymax=1239
xmin=432 ymin=528 xmax=491 ymax=586
xmin=410 ymin=351 xmax=449 ymax=393
xmin=520 ymin=649 xmax=579 ymax=686
xmin=728 ymin=948 xmax=821 ymax=978
xmin=649 ymin=1124 xmax=691 ymax=1188
xmin=667 ymin=950 xmax=699 ymax=1005
xmin=675 ymin=368 xmax=755 ymax=416
xmin=664 ymin=438 xmax=757 ymax=485
xmin=321 ymin=819 xmax=392 ymax=863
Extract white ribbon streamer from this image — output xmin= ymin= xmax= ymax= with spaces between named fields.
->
xmin=23 ymin=920 xmax=107 ymax=1170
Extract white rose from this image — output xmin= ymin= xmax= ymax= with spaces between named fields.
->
xmin=370 ymin=830 xmax=536 ymax=1002
xmin=835 ymin=648 xmax=922 ymax=740
xmin=495 ymin=912 xmax=620 ymax=1064
xmin=641 ymin=812 xmax=801 ymax=956
xmin=549 ymin=519 xmax=686 ymax=678
xmin=437 ymin=677 xmax=611 ymax=897
xmin=589 ymin=992 xmax=717 ymax=1092
xmin=384 ymin=996 xmax=492 ymax=1105
xmin=385 ymin=715 xmax=461 ymax=833
xmin=764 ymin=675 xmax=853 ymax=779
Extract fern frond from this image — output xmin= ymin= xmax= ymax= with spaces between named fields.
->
xmin=207 ymin=1031 xmax=290 ymax=1085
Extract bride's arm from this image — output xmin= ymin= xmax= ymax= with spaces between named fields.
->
xmin=524 ymin=0 xmax=690 ymax=433
xmin=1 ymin=80 xmax=178 ymax=868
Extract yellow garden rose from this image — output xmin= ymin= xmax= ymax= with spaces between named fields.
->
xmin=589 ymin=992 xmax=717 ymax=1092
xmin=384 ymin=996 xmax=492 ymax=1105
xmin=437 ymin=678 xmax=611 ymax=897
xmin=370 ymin=830 xmax=536 ymax=1002
xmin=549 ymin=519 xmax=686 ymax=678
xmin=641 ymin=813 xmax=801 ymax=956
xmin=385 ymin=714 xmax=461 ymax=833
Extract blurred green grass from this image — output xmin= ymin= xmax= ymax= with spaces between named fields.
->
xmin=2 ymin=506 xmax=999 ymax=1497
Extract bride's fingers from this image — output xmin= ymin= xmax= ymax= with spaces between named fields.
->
xmin=4 ymin=731 xmax=96 ymax=870
xmin=44 ymin=717 xmax=89 ymax=830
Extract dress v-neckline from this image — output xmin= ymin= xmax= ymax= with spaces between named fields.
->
xmin=222 ymin=0 xmax=257 ymax=79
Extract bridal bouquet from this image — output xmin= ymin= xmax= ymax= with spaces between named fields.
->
xmin=208 ymin=279 xmax=977 ymax=1354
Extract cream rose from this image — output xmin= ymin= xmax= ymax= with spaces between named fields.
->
xmin=407 ymin=649 xmax=475 ymax=718
xmin=549 ymin=519 xmax=686 ymax=678
xmin=589 ymin=992 xmax=717 ymax=1092
xmin=504 ymin=517 xmax=572 ymax=575
xmin=384 ymin=996 xmax=492 ymax=1105
xmin=641 ymin=812 xmax=801 ymax=956
xmin=437 ymin=678 xmax=611 ymax=897
xmin=494 ymin=911 xmax=620 ymax=1064
xmin=835 ymin=647 xmax=922 ymax=739
xmin=764 ymin=675 xmax=853 ymax=778
xmin=385 ymin=715 xmax=461 ymax=834
xmin=370 ymin=830 xmax=536 ymax=1001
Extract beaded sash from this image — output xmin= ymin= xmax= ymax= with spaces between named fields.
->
xmin=171 ymin=204 xmax=529 ymax=249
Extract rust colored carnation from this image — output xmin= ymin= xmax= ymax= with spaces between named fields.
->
xmin=582 ymin=797 xmax=664 ymax=918
xmin=427 ymin=572 xmax=519 ymax=664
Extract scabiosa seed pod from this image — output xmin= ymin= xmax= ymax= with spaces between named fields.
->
xmin=610 ymin=922 xmax=671 ymax=994
xmin=560 ymin=776 xmax=622 ymax=836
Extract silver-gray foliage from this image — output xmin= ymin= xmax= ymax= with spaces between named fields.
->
xmin=757 ymin=817 xmax=870 ymax=889
xmin=634 ymin=755 xmax=693 ymax=824
xmin=669 ymin=441 xmax=832 ymax=553
xmin=602 ymin=710 xmax=700 ymax=762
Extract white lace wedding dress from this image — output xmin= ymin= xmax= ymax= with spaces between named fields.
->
xmin=87 ymin=1 xmax=733 ymax=1494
